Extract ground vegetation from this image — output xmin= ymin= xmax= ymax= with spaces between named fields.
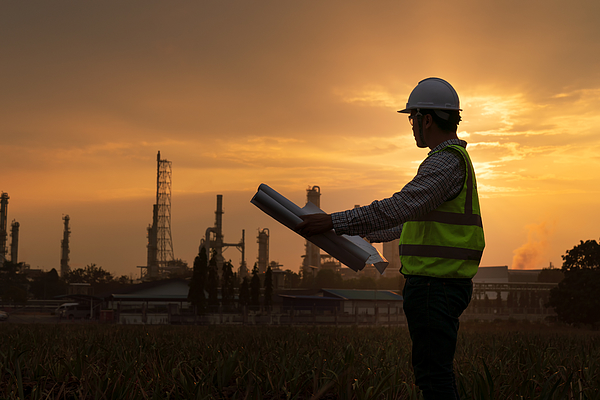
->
xmin=0 ymin=323 xmax=597 ymax=399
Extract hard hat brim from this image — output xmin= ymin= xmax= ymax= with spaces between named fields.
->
xmin=397 ymin=106 xmax=462 ymax=114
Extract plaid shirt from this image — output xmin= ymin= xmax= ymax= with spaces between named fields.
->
xmin=331 ymin=139 xmax=468 ymax=242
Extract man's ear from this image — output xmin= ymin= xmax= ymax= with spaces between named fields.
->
xmin=424 ymin=114 xmax=434 ymax=129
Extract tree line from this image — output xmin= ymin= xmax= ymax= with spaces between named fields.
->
xmin=3 ymin=237 xmax=598 ymax=327
xmin=187 ymin=247 xmax=274 ymax=315
xmin=0 ymin=262 xmax=132 ymax=303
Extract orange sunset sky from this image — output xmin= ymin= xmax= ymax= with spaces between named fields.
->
xmin=2 ymin=1 xmax=600 ymax=278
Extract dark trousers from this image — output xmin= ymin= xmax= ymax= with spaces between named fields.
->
xmin=402 ymin=275 xmax=473 ymax=400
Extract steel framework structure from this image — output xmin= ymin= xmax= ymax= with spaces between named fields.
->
xmin=156 ymin=151 xmax=174 ymax=271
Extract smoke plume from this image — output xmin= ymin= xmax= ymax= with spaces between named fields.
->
xmin=511 ymin=221 xmax=555 ymax=270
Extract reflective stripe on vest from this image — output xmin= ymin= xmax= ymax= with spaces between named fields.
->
xmin=399 ymin=145 xmax=485 ymax=279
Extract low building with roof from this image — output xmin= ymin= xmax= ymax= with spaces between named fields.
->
xmin=104 ymin=278 xmax=191 ymax=324
xmin=279 ymin=288 xmax=403 ymax=316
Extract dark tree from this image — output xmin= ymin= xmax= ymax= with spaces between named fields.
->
xmin=166 ymin=258 xmax=191 ymax=279
xmin=207 ymin=254 xmax=219 ymax=310
xmin=264 ymin=265 xmax=273 ymax=310
xmin=561 ymin=240 xmax=600 ymax=271
xmin=300 ymin=268 xmax=315 ymax=288
xmin=221 ymin=261 xmax=235 ymax=309
xmin=188 ymin=247 xmax=208 ymax=315
xmin=116 ymin=275 xmax=132 ymax=285
xmin=548 ymin=239 xmax=600 ymax=328
xmin=250 ymin=264 xmax=261 ymax=311
xmin=341 ymin=276 xmax=377 ymax=290
xmin=314 ymin=269 xmax=343 ymax=289
xmin=0 ymin=261 xmax=30 ymax=303
xmin=0 ymin=262 xmax=28 ymax=303
xmin=283 ymin=269 xmax=301 ymax=288
xmin=64 ymin=264 xmax=115 ymax=293
xmin=29 ymin=268 xmax=66 ymax=300
xmin=538 ymin=267 xmax=564 ymax=283
xmin=64 ymin=264 xmax=113 ymax=285
xmin=239 ymin=277 xmax=250 ymax=308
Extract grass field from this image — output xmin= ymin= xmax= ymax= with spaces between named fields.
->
xmin=0 ymin=321 xmax=598 ymax=399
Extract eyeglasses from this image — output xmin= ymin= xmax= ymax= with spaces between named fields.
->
xmin=408 ymin=113 xmax=423 ymax=126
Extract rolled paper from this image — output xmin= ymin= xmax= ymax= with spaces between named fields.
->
xmin=251 ymin=184 xmax=388 ymax=273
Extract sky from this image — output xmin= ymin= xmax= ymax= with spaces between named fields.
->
xmin=2 ymin=1 xmax=600 ymax=278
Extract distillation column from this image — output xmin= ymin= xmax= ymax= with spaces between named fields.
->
xmin=10 ymin=221 xmax=19 ymax=264
xmin=202 ymin=194 xmax=245 ymax=277
xmin=61 ymin=215 xmax=71 ymax=277
xmin=0 ymin=193 xmax=8 ymax=266
xmin=302 ymin=186 xmax=321 ymax=274
xmin=146 ymin=204 xmax=159 ymax=279
xmin=257 ymin=228 xmax=269 ymax=274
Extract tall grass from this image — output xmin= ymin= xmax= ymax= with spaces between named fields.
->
xmin=0 ymin=323 xmax=598 ymax=399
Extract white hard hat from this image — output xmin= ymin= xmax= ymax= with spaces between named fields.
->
xmin=398 ymin=77 xmax=461 ymax=115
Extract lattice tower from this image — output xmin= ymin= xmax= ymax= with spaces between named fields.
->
xmin=156 ymin=151 xmax=174 ymax=271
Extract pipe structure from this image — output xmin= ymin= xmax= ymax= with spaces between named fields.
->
xmin=257 ymin=228 xmax=269 ymax=274
xmin=202 ymin=195 xmax=246 ymax=277
xmin=146 ymin=204 xmax=159 ymax=279
xmin=0 ymin=192 xmax=8 ymax=266
xmin=10 ymin=220 xmax=19 ymax=264
xmin=61 ymin=215 xmax=71 ymax=277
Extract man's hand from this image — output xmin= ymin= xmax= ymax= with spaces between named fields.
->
xmin=295 ymin=214 xmax=334 ymax=237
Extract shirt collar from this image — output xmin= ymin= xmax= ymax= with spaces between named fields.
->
xmin=428 ymin=139 xmax=467 ymax=155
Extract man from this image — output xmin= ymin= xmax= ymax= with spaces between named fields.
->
xmin=295 ymin=77 xmax=485 ymax=400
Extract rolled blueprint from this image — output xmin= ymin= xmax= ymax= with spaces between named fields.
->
xmin=251 ymin=183 xmax=388 ymax=273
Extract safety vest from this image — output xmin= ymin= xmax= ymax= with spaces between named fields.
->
xmin=399 ymin=145 xmax=485 ymax=278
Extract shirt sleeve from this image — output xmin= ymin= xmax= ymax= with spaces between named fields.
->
xmin=331 ymin=148 xmax=466 ymax=240
xmin=364 ymin=224 xmax=404 ymax=243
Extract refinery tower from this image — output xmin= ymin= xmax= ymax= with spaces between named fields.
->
xmin=142 ymin=151 xmax=175 ymax=280
xmin=301 ymin=186 xmax=321 ymax=276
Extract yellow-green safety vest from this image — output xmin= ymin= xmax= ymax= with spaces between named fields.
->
xmin=399 ymin=145 xmax=485 ymax=278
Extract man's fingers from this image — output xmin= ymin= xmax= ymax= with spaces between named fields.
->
xmin=294 ymin=214 xmax=333 ymax=237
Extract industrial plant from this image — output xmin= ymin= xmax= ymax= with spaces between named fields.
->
xmin=135 ymin=152 xmax=357 ymax=282
xmin=1 ymin=151 xmax=398 ymax=284
xmin=0 ymin=152 xmax=560 ymax=326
